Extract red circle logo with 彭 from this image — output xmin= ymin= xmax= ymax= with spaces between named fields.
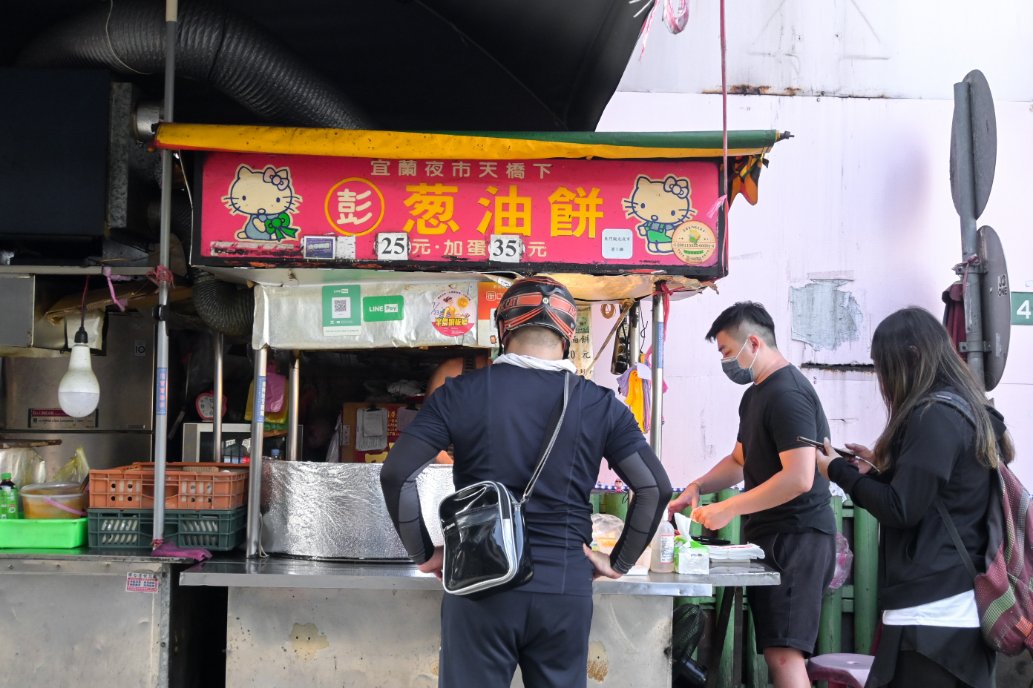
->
xmin=324 ymin=178 xmax=385 ymax=237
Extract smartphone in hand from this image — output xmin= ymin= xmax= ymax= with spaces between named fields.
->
xmin=796 ymin=436 xmax=880 ymax=475
xmin=795 ymin=436 xmax=855 ymax=458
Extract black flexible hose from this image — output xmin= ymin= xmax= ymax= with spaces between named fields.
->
xmin=191 ymin=268 xmax=254 ymax=339
xmin=19 ymin=0 xmax=366 ymax=129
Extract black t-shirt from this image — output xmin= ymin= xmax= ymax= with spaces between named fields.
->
xmin=401 ymin=363 xmax=662 ymax=596
xmin=736 ymin=365 xmax=835 ymax=539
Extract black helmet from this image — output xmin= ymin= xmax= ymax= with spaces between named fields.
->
xmin=496 ymin=276 xmax=578 ymax=352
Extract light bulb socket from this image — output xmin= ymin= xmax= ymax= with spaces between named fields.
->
xmin=73 ymin=326 xmax=89 ymax=345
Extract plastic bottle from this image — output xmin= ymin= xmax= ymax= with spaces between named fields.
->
xmin=269 ymin=448 xmax=281 ymax=461
xmin=650 ymin=520 xmax=675 ymax=573
xmin=0 ymin=472 xmax=19 ymax=519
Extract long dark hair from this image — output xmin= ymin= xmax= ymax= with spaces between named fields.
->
xmin=870 ymin=307 xmax=999 ymax=471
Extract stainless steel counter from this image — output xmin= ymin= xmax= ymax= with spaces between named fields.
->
xmin=0 ymin=547 xmax=194 ymax=564
xmin=0 ymin=550 xmax=222 ymax=688
xmin=179 ymin=555 xmax=778 ymax=597
xmin=175 ymin=556 xmax=777 ymax=687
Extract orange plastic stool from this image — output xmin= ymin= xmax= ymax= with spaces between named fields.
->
xmin=806 ymin=653 xmax=873 ymax=688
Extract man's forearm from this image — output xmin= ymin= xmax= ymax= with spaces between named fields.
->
xmin=690 ymin=454 xmax=744 ymax=494
xmin=719 ymin=469 xmax=807 ymax=517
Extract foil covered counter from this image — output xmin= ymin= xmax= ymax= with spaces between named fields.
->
xmin=260 ymin=461 xmax=453 ymax=560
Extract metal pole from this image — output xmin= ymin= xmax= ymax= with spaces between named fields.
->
xmin=287 ymin=351 xmax=300 ymax=461
xmin=152 ymin=0 xmax=178 ymax=546
xmin=649 ymin=287 xmax=665 ymax=455
xmin=245 ymin=346 xmax=268 ymax=558
xmin=954 ymin=80 xmax=985 ymax=385
xmin=212 ymin=332 xmax=224 ymax=461
xmin=627 ymin=301 xmax=640 ymax=366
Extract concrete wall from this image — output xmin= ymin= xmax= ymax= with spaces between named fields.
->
xmin=593 ymin=0 xmax=1033 ymax=488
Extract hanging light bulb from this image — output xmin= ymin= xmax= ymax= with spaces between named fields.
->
xmin=58 ymin=325 xmax=100 ymax=418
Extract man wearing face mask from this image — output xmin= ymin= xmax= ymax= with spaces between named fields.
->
xmin=666 ymin=301 xmax=835 ymax=688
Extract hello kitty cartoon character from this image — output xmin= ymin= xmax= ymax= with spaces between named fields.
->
xmin=622 ymin=174 xmax=696 ymax=255
xmin=223 ymin=165 xmax=303 ymax=241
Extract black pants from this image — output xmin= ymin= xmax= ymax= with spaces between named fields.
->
xmin=439 ymin=589 xmax=594 ymax=688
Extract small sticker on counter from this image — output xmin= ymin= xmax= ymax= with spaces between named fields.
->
xmin=126 ymin=571 xmax=160 ymax=593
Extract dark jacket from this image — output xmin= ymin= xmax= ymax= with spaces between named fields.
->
xmin=829 ymin=392 xmax=1007 ymax=609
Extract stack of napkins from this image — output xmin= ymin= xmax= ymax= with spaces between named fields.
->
xmin=705 ymin=543 xmax=764 ymax=562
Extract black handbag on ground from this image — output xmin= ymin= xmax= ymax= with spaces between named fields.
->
xmin=439 ymin=372 xmax=574 ymax=598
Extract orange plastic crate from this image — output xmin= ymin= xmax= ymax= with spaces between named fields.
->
xmin=89 ymin=466 xmax=157 ymax=509
xmin=166 ymin=467 xmax=247 ymax=510
xmin=89 ymin=463 xmax=248 ymax=510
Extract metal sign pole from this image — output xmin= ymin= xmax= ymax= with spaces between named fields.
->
xmin=152 ymin=0 xmax=178 ymax=546
xmin=213 ymin=332 xmax=224 ymax=460
xmin=287 ymin=351 xmax=300 ymax=461
xmin=952 ymin=80 xmax=985 ymax=385
xmin=246 ymin=346 xmax=268 ymax=558
xmin=649 ymin=287 xmax=665 ymax=456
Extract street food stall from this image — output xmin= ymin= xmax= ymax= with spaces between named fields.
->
xmin=0 ymin=2 xmax=791 ymax=686
xmin=155 ymin=124 xmax=786 ymax=686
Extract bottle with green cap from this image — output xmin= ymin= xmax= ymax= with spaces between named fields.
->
xmin=0 ymin=472 xmax=19 ymax=519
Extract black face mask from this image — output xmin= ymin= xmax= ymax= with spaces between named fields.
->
xmin=720 ymin=340 xmax=757 ymax=385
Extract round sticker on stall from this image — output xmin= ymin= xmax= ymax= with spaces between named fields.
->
xmin=431 ymin=290 xmax=475 ymax=337
xmin=671 ymin=221 xmax=717 ymax=265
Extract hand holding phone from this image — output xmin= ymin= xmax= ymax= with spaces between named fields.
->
xmin=796 ymin=436 xmax=880 ymax=475
xmin=796 ymin=436 xmax=855 ymax=458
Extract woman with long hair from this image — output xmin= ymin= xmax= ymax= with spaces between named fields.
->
xmin=816 ymin=307 xmax=1013 ymax=688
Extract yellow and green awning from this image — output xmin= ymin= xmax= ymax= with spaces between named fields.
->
xmin=154 ymin=124 xmax=786 ymax=161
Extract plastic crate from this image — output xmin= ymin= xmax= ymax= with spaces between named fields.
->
xmin=88 ymin=509 xmax=156 ymax=549
xmin=89 ymin=463 xmax=248 ymax=510
xmin=0 ymin=517 xmax=87 ymax=549
xmin=166 ymin=468 xmax=248 ymax=510
xmin=89 ymin=466 xmax=158 ymax=509
xmin=88 ymin=507 xmax=246 ymax=552
xmin=167 ymin=508 xmax=246 ymax=551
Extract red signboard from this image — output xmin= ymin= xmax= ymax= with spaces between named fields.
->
xmin=195 ymin=152 xmax=726 ymax=277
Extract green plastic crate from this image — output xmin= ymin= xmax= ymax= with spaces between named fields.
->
xmin=168 ymin=508 xmax=246 ymax=551
xmin=88 ymin=507 xmax=245 ymax=551
xmin=88 ymin=509 xmax=157 ymax=549
xmin=0 ymin=517 xmax=87 ymax=549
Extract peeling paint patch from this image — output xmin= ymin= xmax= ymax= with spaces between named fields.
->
xmin=289 ymin=622 xmax=329 ymax=659
xmin=791 ymin=280 xmax=863 ymax=351
xmin=587 ymin=640 xmax=609 ymax=682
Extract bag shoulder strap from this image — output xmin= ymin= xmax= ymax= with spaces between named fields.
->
xmin=934 ymin=499 xmax=980 ymax=580
xmin=920 ymin=389 xmax=976 ymax=425
xmin=521 ymin=372 xmax=577 ymax=504
xmin=924 ymin=389 xmax=989 ymax=580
